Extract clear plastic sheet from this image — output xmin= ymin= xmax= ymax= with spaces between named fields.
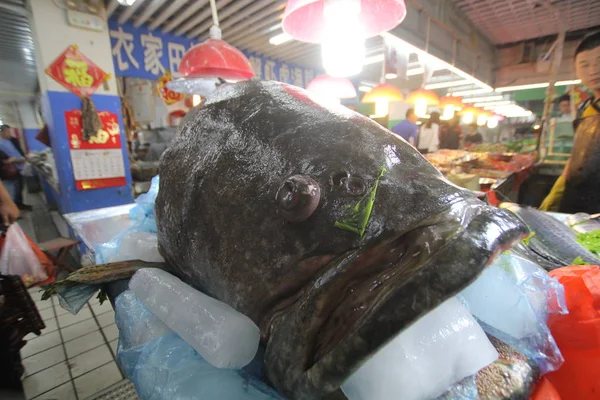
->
xmin=0 ymin=223 xmax=47 ymax=287
xmin=114 ymin=290 xmax=284 ymax=400
xmin=458 ymin=253 xmax=568 ymax=374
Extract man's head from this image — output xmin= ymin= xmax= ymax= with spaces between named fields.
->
xmin=557 ymin=94 xmax=571 ymax=115
xmin=575 ymin=31 xmax=600 ymax=95
xmin=0 ymin=125 xmax=11 ymax=139
xmin=405 ymin=108 xmax=418 ymax=123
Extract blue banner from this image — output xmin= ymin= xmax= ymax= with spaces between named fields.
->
xmin=108 ymin=19 xmax=316 ymax=88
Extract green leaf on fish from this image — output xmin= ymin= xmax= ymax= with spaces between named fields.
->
xmin=573 ymin=256 xmax=591 ymax=266
xmin=576 ymin=230 xmax=600 ymax=257
xmin=334 ymin=167 xmax=386 ymax=238
xmin=521 ymin=232 xmax=536 ymax=246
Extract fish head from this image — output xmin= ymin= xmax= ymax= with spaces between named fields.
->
xmin=155 ymin=80 xmax=528 ymax=399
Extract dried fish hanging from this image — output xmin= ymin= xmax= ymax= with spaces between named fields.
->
xmin=81 ymin=96 xmax=102 ymax=141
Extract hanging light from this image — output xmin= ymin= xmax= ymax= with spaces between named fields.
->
xmin=406 ymin=88 xmax=440 ymax=118
xmin=439 ymin=96 xmax=463 ymax=120
xmin=307 ymin=74 xmax=357 ymax=103
xmin=361 ymin=83 xmax=403 ymax=118
xmin=168 ymin=0 xmax=254 ymax=95
xmin=460 ymin=106 xmax=480 ymax=125
xmin=282 ymin=0 xmax=407 ymax=78
xmin=487 ymin=115 xmax=500 ymax=129
xmin=477 ymin=110 xmax=492 ymax=126
xmin=282 ymin=0 xmax=407 ymax=43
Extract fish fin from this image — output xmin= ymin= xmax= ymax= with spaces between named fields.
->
xmin=42 ymin=260 xmax=167 ymax=301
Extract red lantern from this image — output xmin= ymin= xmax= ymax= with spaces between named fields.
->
xmin=179 ymin=38 xmax=254 ymax=81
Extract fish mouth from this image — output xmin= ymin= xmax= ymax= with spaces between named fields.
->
xmin=263 ymin=199 xmax=528 ymax=400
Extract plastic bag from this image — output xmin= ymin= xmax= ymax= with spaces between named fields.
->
xmin=458 ymin=253 xmax=567 ymax=374
xmin=546 ymin=265 xmax=600 ymax=400
xmin=114 ymin=290 xmax=284 ymax=400
xmin=0 ymin=223 xmax=47 ymax=287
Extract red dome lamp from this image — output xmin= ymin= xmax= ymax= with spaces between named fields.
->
xmin=307 ymin=74 xmax=357 ymax=99
xmin=282 ymin=0 xmax=408 ymax=43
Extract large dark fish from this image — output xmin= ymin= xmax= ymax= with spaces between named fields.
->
xmin=560 ymin=114 xmax=600 ymax=214
xmin=152 ymin=81 xmax=527 ymax=399
xmin=45 ymin=81 xmax=527 ymax=399
xmin=500 ymin=203 xmax=599 ymax=269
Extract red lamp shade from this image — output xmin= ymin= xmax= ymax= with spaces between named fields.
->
xmin=282 ymin=0 xmax=407 ymax=43
xmin=439 ymin=96 xmax=463 ymax=109
xmin=178 ymin=38 xmax=254 ymax=81
xmin=307 ymin=74 xmax=357 ymax=99
xmin=361 ymin=83 xmax=403 ymax=103
xmin=406 ymin=88 xmax=440 ymax=106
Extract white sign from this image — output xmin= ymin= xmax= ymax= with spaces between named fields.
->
xmin=67 ymin=9 xmax=105 ymax=32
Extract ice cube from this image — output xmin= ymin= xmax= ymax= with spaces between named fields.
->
xmin=458 ymin=254 xmax=543 ymax=340
xmin=129 ymin=268 xmax=260 ymax=369
xmin=341 ymin=297 xmax=498 ymax=400
xmin=107 ymin=232 xmax=164 ymax=263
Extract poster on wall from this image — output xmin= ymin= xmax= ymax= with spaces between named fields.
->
xmin=65 ymin=109 xmax=126 ymax=190
xmin=125 ymin=78 xmax=155 ymax=123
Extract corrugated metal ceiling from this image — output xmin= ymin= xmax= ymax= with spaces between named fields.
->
xmin=106 ymin=0 xmax=384 ymax=69
xmin=453 ymin=0 xmax=600 ymax=45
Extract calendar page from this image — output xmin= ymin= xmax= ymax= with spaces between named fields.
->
xmin=65 ymin=109 xmax=127 ymax=190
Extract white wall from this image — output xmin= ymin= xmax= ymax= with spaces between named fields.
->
xmin=28 ymin=0 xmax=118 ymax=96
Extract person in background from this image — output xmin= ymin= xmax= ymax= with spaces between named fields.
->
xmin=0 ymin=180 xmax=19 ymax=225
xmin=440 ymin=115 xmax=462 ymax=149
xmin=391 ymin=108 xmax=419 ymax=147
xmin=540 ymin=31 xmax=600 ymax=212
xmin=463 ymin=123 xmax=483 ymax=146
xmin=556 ymin=94 xmax=573 ymax=121
xmin=417 ymin=111 xmax=441 ymax=154
xmin=0 ymin=125 xmax=31 ymax=211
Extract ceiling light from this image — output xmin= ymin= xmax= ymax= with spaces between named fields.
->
xmin=495 ymin=83 xmax=548 ymax=92
xmin=450 ymin=88 xmax=494 ymax=97
xmin=117 ymin=0 xmax=136 ymax=6
xmin=462 ymin=95 xmax=503 ymax=103
xmin=533 ymin=124 xmax=541 ymax=130
xmin=407 ymin=68 xmax=424 ymax=76
xmin=359 ymin=85 xmax=373 ymax=92
xmin=267 ymin=24 xmax=282 ymax=33
xmin=269 ymin=32 xmax=293 ymax=46
xmin=424 ymin=79 xmax=471 ymax=90
xmin=476 ymin=100 xmax=513 ymax=107
xmin=362 ymin=83 xmax=403 ymax=118
xmin=556 ymin=79 xmax=581 ymax=86
xmin=487 ymin=117 xmax=499 ymax=129
xmin=385 ymin=73 xmax=398 ymax=79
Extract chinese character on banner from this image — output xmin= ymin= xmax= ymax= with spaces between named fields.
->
xmin=279 ymin=63 xmax=290 ymax=83
xmin=65 ymin=109 xmax=126 ymax=191
xmin=45 ymin=45 xmax=108 ymax=97
xmin=248 ymin=56 xmax=263 ymax=79
xmin=167 ymin=42 xmax=186 ymax=76
xmin=110 ymin=26 xmax=139 ymax=72
xmin=141 ymin=33 xmax=166 ymax=76
xmin=155 ymin=72 xmax=185 ymax=105
xmin=292 ymin=68 xmax=304 ymax=87
xmin=264 ymin=60 xmax=277 ymax=81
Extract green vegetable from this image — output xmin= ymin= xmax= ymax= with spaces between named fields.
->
xmin=335 ymin=167 xmax=386 ymax=238
xmin=573 ymin=256 xmax=591 ymax=266
xmin=522 ymin=232 xmax=536 ymax=246
xmin=576 ymin=230 xmax=600 ymax=257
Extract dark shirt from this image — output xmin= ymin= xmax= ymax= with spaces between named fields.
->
xmin=464 ymin=132 xmax=483 ymax=146
xmin=440 ymin=124 xmax=461 ymax=150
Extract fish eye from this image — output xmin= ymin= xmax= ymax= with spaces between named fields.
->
xmin=341 ymin=176 xmax=366 ymax=196
xmin=276 ymin=175 xmax=320 ymax=222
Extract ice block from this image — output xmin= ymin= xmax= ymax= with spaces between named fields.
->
xmin=341 ymin=297 xmax=498 ymax=400
xmin=129 ymin=268 xmax=260 ymax=369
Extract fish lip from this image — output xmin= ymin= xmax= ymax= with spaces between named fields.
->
xmin=263 ymin=202 xmax=528 ymax=400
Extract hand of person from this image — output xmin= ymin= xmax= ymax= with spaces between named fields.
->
xmin=0 ymin=198 xmax=19 ymax=225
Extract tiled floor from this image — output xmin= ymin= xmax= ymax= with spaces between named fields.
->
xmin=20 ymin=288 xmax=123 ymax=400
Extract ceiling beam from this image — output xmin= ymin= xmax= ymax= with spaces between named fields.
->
xmin=162 ymin=0 xmax=208 ymax=33
xmin=0 ymin=2 xmax=29 ymax=17
xmin=118 ymin=0 xmax=148 ymax=24
xmin=133 ymin=0 xmax=166 ymax=28
xmin=106 ymin=0 xmax=119 ymax=17
xmin=221 ymin=7 xmax=283 ymax=42
xmin=147 ymin=0 xmax=187 ymax=31
xmin=174 ymin=0 xmax=233 ymax=36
